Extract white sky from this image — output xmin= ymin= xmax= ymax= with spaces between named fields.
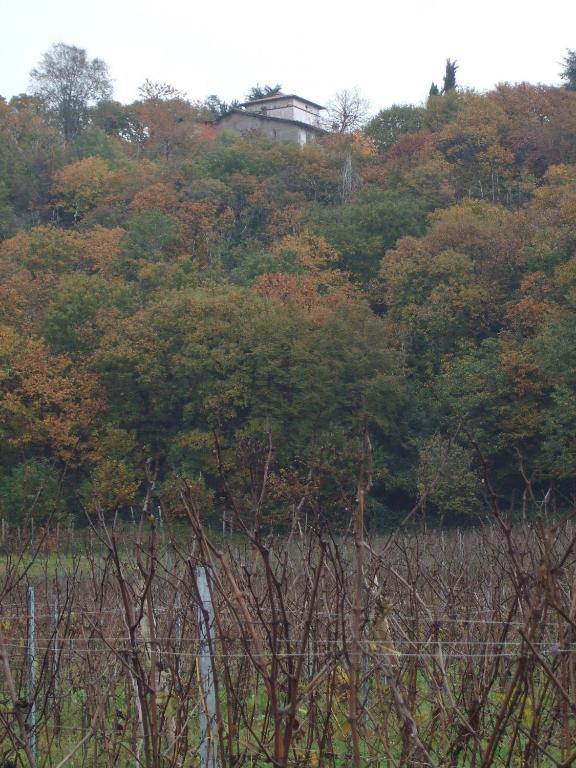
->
xmin=1 ymin=0 xmax=575 ymax=113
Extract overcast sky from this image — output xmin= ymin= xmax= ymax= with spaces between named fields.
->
xmin=1 ymin=0 xmax=575 ymax=113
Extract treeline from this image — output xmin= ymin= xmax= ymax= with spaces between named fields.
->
xmin=1 ymin=48 xmax=576 ymax=525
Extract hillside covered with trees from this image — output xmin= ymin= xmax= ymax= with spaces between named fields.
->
xmin=2 ymin=45 xmax=576 ymax=526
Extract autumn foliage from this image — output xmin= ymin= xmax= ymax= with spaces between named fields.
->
xmin=1 ymin=81 xmax=576 ymax=523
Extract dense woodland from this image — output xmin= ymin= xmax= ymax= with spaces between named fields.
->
xmin=2 ymin=47 xmax=576 ymax=526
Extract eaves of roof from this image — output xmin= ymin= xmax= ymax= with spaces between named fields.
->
xmin=239 ymin=94 xmax=325 ymax=110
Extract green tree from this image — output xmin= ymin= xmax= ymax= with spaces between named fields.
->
xmin=203 ymin=94 xmax=238 ymax=118
xmin=425 ymin=89 xmax=465 ymax=131
xmin=0 ymin=95 xmax=63 ymax=222
xmin=534 ymin=307 xmax=576 ymax=479
xmin=443 ymin=59 xmax=459 ymax=93
xmin=246 ymin=84 xmax=283 ymax=101
xmin=69 ymin=125 xmax=126 ymax=164
xmin=121 ymin=210 xmax=182 ymax=274
xmin=29 ymin=43 xmax=113 ymax=141
xmin=0 ymin=458 xmax=67 ymax=522
xmin=94 ymin=287 xmax=406 ymax=510
xmin=43 ymin=273 xmax=135 ymax=353
xmin=417 ymin=434 xmax=480 ymax=518
xmin=560 ymin=49 xmax=576 ymax=91
xmin=380 ymin=242 xmax=488 ymax=372
xmin=438 ymin=336 xmax=546 ymax=489
xmin=315 ymin=188 xmax=430 ymax=283
xmin=364 ymin=104 xmax=426 ymax=150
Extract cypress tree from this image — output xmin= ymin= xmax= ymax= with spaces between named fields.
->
xmin=442 ymin=59 xmax=458 ymax=93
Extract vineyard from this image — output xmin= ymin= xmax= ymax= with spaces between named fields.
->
xmin=1 ymin=498 xmax=576 ymax=768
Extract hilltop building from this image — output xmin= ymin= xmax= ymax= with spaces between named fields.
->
xmin=215 ymin=94 xmax=326 ymax=145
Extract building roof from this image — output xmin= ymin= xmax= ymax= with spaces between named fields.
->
xmin=216 ymin=109 xmax=327 ymax=134
xmin=239 ymin=94 xmax=325 ymax=110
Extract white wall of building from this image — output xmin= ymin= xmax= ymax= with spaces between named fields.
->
xmin=244 ymin=97 xmax=323 ymax=128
